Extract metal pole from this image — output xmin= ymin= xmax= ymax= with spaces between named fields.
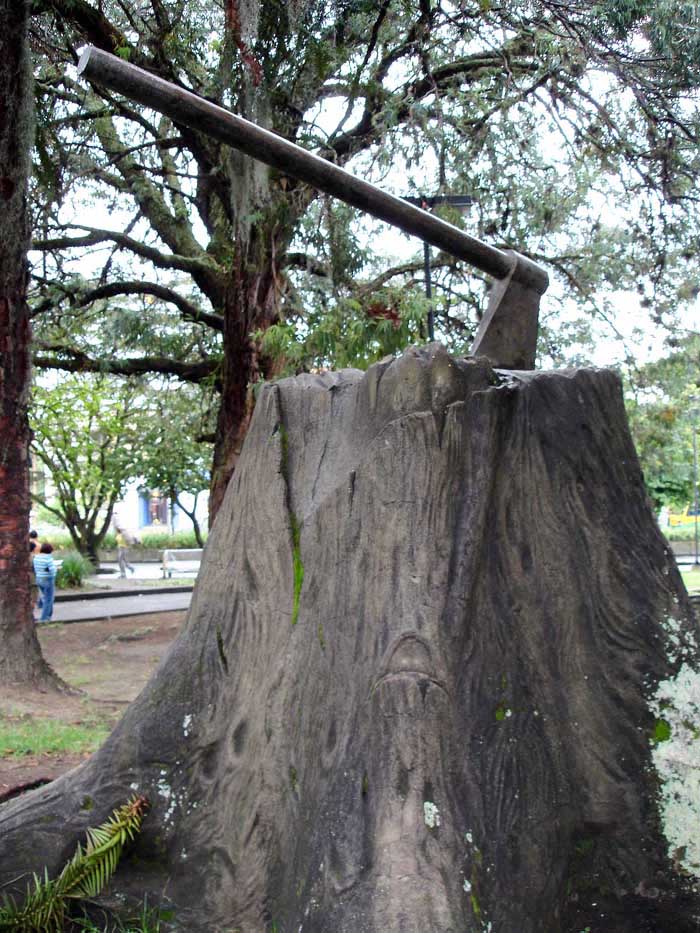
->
xmin=694 ymin=423 xmax=699 ymax=566
xmin=423 ymin=242 xmax=434 ymax=341
xmin=77 ymin=46 xmax=548 ymax=294
xmin=404 ymin=194 xmax=472 ymax=344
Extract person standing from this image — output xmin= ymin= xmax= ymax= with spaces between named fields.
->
xmin=28 ymin=529 xmax=40 ymax=556
xmin=115 ymin=528 xmax=135 ymax=578
xmin=29 ymin=530 xmax=41 ymax=616
xmin=33 ymin=542 xmax=57 ymax=623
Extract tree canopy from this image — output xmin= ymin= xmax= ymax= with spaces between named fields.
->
xmin=27 ymin=0 xmax=700 ymax=514
xmin=625 ymin=333 xmax=700 ymax=508
xmin=139 ymin=382 xmax=214 ymax=546
xmin=31 ymin=373 xmax=147 ymax=562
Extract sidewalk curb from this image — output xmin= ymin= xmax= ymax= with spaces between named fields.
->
xmin=55 ymin=585 xmax=194 ymax=603
xmin=55 ymin=605 xmax=189 ymax=626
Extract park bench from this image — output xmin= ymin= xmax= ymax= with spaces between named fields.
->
xmin=161 ymin=548 xmax=203 ymax=579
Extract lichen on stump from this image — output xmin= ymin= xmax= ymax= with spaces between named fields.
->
xmin=1 ymin=345 xmax=699 ymax=932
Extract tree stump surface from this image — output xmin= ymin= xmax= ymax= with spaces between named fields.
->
xmin=1 ymin=345 xmax=699 ymax=932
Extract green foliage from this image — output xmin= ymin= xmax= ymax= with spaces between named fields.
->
xmin=137 ymin=529 xmax=206 ymax=550
xmin=680 ymin=567 xmax=700 ymax=592
xmin=138 ymin=384 xmax=213 ymax=545
xmin=290 ymin=513 xmax=304 ymax=626
xmin=663 ymin=524 xmax=700 ymax=542
xmin=624 ymin=334 xmax=700 ymax=508
xmin=47 ymin=529 xmax=205 ymax=551
xmin=651 ymin=718 xmax=672 ymax=744
xmin=55 ymin=551 xmax=94 ymax=589
xmin=73 ymin=900 xmax=163 ymax=933
xmin=35 ymin=531 xmax=113 ymax=551
xmin=0 ymin=796 xmax=147 ymax=932
xmin=26 ymin=0 xmax=700 ymax=484
xmin=34 ymin=504 xmax=64 ymax=528
xmin=259 ymin=287 xmax=427 ymax=376
xmin=0 ymin=716 xmax=109 ymax=758
xmin=30 ymin=374 xmax=149 ymax=559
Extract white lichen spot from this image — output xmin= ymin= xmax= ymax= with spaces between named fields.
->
xmin=423 ymin=801 xmax=440 ymax=829
xmin=661 ymin=614 xmax=698 ymax=664
xmin=650 ymin=662 xmax=700 ymax=873
xmin=182 ymin=714 xmax=193 ymax=737
xmin=463 ymin=878 xmax=472 ymax=893
xmin=129 ymin=782 xmax=139 ymax=791
xmin=156 ymin=776 xmax=178 ymax=823
xmin=465 ymin=831 xmax=473 ymax=844
xmin=181 ymin=847 xmax=188 ymax=861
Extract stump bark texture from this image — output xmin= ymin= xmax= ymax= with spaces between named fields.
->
xmin=1 ymin=346 xmax=699 ymax=932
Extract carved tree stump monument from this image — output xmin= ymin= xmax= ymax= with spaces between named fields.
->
xmin=1 ymin=344 xmax=699 ymax=932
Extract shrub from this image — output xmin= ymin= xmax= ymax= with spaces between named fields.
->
xmin=40 ymin=530 xmax=73 ymax=549
xmin=56 ymin=551 xmax=94 ymax=589
xmin=663 ymin=524 xmax=700 ymax=542
xmin=138 ymin=529 xmax=206 ymax=549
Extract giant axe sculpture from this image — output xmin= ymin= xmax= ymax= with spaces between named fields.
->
xmin=77 ymin=46 xmax=548 ymax=369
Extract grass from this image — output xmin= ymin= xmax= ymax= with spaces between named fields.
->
xmin=0 ymin=715 xmax=109 ymax=758
xmin=681 ymin=566 xmax=700 ymax=593
xmin=73 ymin=907 xmax=163 ymax=932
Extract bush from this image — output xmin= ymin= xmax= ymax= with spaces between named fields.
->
xmin=663 ymin=524 xmax=700 ymax=542
xmin=56 ymin=551 xmax=94 ymax=589
xmin=40 ymin=530 xmax=73 ymax=549
xmin=40 ymin=528 xmax=205 ymax=554
xmin=137 ymin=529 xmax=206 ymax=549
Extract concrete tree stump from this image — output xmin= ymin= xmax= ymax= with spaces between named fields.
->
xmin=1 ymin=345 xmax=699 ymax=932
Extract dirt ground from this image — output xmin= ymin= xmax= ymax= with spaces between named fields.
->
xmin=0 ymin=611 xmax=185 ymax=800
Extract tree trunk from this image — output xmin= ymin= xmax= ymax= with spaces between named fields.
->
xmin=1 ymin=346 xmax=699 ymax=931
xmin=0 ymin=0 xmax=62 ymax=688
xmin=209 ymin=227 xmax=286 ymax=522
xmin=172 ymin=489 xmax=204 ymax=548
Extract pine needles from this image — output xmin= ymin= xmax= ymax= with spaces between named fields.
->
xmin=0 ymin=795 xmax=148 ymax=932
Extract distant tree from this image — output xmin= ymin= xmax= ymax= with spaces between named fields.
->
xmin=0 ymin=0 xmax=60 ymax=688
xmin=140 ymin=385 xmax=214 ymax=547
xmin=625 ymin=334 xmax=700 ymax=508
xmin=30 ymin=374 xmax=146 ymax=564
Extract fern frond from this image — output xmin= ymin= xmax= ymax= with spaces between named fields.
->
xmin=0 ymin=795 xmax=148 ymax=932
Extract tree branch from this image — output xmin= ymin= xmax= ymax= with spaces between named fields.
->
xmin=327 ymin=40 xmax=541 ymax=164
xmin=73 ymin=281 xmax=224 ymax=331
xmin=356 ymin=255 xmax=458 ymax=294
xmin=92 ymin=110 xmax=206 ymax=262
xmin=283 ymin=252 xmax=330 ymax=277
xmin=33 ymin=0 xmax=128 ymax=53
xmin=32 ymin=225 xmax=226 ymax=304
xmin=33 ymin=346 xmax=221 ymax=385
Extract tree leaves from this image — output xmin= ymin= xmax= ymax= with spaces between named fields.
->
xmin=0 ymin=795 xmax=148 ymax=932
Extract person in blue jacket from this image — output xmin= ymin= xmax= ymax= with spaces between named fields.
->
xmin=33 ymin=541 xmax=57 ymax=623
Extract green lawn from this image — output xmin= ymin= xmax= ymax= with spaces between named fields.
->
xmin=681 ymin=566 xmax=700 ymax=593
xmin=0 ymin=716 xmax=109 ymax=757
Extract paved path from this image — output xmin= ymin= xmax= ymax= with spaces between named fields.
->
xmin=50 ymin=589 xmax=192 ymax=624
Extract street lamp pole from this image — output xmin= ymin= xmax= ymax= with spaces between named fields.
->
xmin=693 ymin=419 xmax=699 ymax=566
xmin=690 ymin=398 xmax=700 ymax=567
xmin=403 ymin=195 xmax=473 ymax=342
